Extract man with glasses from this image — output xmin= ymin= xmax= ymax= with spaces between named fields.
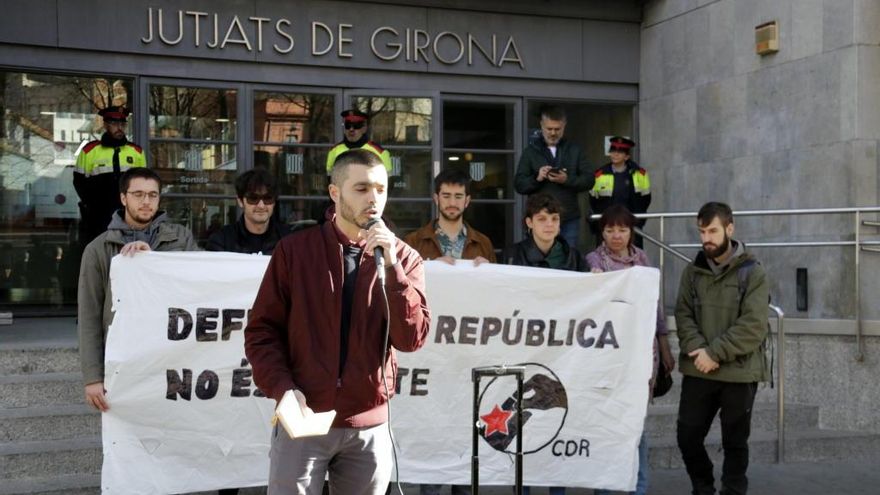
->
xmin=74 ymin=105 xmax=147 ymax=245
xmin=207 ymin=168 xmax=292 ymax=255
xmin=78 ymin=167 xmax=198 ymax=413
xmin=325 ymin=109 xmax=392 ymax=174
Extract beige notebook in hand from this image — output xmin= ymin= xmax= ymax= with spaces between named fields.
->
xmin=275 ymin=389 xmax=336 ymax=439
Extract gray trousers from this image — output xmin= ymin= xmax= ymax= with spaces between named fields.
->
xmin=268 ymin=423 xmax=393 ymax=495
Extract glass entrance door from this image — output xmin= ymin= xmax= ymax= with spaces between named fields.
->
xmin=344 ymin=91 xmax=437 ymax=236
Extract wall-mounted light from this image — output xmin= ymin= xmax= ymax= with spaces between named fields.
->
xmin=755 ymin=21 xmax=779 ymax=55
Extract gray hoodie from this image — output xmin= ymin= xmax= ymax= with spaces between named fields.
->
xmin=78 ymin=210 xmax=199 ymax=384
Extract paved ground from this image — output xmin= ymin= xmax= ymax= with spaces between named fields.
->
xmin=220 ymin=457 xmax=880 ymax=494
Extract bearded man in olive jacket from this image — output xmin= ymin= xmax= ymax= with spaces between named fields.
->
xmin=675 ymin=202 xmax=770 ymax=495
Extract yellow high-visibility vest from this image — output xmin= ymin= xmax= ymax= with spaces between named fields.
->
xmin=325 ymin=141 xmax=392 ymax=173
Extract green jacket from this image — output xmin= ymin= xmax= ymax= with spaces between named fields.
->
xmin=77 ymin=214 xmax=198 ymax=385
xmin=674 ymin=243 xmax=770 ymax=383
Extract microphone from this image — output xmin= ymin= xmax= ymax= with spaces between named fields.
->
xmin=364 ymin=218 xmax=386 ymax=285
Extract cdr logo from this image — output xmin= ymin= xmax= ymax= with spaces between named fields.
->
xmin=477 ymin=363 xmax=571 ymax=455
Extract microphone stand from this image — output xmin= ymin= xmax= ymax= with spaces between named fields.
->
xmin=471 ymin=365 xmax=526 ymax=495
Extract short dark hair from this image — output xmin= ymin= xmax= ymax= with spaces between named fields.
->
xmin=330 ymin=149 xmax=385 ymax=186
xmin=235 ymin=168 xmax=277 ymax=199
xmin=598 ymin=205 xmax=638 ymax=249
xmin=599 ymin=204 xmax=638 ymax=231
xmin=539 ymin=105 xmax=567 ymax=122
xmin=525 ymin=193 xmax=563 ymax=219
xmin=697 ymin=201 xmax=734 ymax=227
xmin=433 ymin=168 xmax=471 ymax=195
xmin=119 ymin=167 xmax=161 ymax=194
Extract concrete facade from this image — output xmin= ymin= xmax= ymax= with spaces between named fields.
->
xmin=643 ymin=0 xmax=880 ymax=433
xmin=641 ymin=0 xmax=880 ymax=322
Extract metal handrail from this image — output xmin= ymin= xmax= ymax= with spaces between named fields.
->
xmin=597 ymin=206 xmax=880 ymax=362
xmin=635 ymin=227 xmax=788 ymax=463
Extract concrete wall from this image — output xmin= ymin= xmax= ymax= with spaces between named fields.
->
xmin=641 ymin=0 xmax=880 ymax=323
xmin=783 ymin=334 xmax=880 ymax=432
xmin=644 ymin=0 xmax=880 ymax=433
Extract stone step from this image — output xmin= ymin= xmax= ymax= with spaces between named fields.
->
xmin=0 ymin=437 xmax=102 ymax=480
xmin=650 ymin=373 xmax=780 ymax=407
xmin=0 ymin=405 xmax=99 ymax=443
xmin=647 ymin=427 xmax=880 ymax=469
xmin=644 ymin=402 xmax=818 ymax=438
xmin=0 ymin=373 xmax=83 ymax=408
xmin=0 ymin=474 xmax=100 ymax=495
xmin=0 ymin=348 xmax=80 ymax=376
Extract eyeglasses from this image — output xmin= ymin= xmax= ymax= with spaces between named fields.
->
xmin=343 ymin=121 xmax=366 ymax=130
xmin=126 ymin=191 xmax=159 ymax=201
xmin=244 ymin=194 xmax=276 ymax=205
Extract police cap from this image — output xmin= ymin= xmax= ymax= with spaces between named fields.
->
xmin=98 ymin=105 xmax=131 ymax=123
xmin=608 ymin=136 xmax=635 ymax=153
xmin=340 ymin=109 xmax=368 ymax=123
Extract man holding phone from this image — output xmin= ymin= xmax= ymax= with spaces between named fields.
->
xmin=514 ymin=105 xmax=593 ymax=249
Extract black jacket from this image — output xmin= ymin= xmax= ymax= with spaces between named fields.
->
xmin=588 ymin=160 xmax=652 ymax=232
xmin=206 ymin=216 xmax=292 ymax=255
xmin=514 ymin=137 xmax=593 ymax=222
xmin=504 ymin=236 xmax=588 ymax=272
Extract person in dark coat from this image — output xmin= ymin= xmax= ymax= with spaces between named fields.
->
xmin=207 ymin=168 xmax=291 ymax=255
xmin=505 ymin=193 xmax=587 ymax=273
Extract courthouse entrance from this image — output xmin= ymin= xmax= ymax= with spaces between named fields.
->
xmin=0 ymin=0 xmax=641 ymax=316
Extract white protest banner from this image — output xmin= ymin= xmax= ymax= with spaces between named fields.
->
xmin=394 ymin=261 xmax=657 ymax=491
xmin=102 ymin=252 xmax=276 ymax=494
xmin=103 ymin=253 xmax=658 ymax=493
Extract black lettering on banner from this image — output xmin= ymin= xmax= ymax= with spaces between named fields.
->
xmin=166 ymin=368 xmax=193 ymax=400
xmin=231 ymin=367 xmax=253 ymax=397
xmin=435 ymin=315 xmax=457 ymax=343
xmin=195 ymin=370 xmax=219 ymax=399
xmin=395 ymin=368 xmax=410 ymax=395
xmin=459 ymin=316 xmax=478 ymax=345
xmin=525 ymin=319 xmax=545 ymax=346
xmin=167 ymin=308 xmax=193 ymax=340
xmin=480 ymin=317 xmax=502 ymax=344
xmin=576 ymin=318 xmax=597 ymax=347
xmin=196 ymin=308 xmax=219 ymax=341
xmin=410 ymin=368 xmax=429 ymax=396
xmin=551 ymin=438 xmax=591 ymax=457
xmin=595 ymin=321 xmax=619 ymax=349
xmin=502 ymin=310 xmax=522 ymax=345
xmin=222 ymin=308 xmax=246 ymax=340
xmin=547 ymin=319 xmax=565 ymax=346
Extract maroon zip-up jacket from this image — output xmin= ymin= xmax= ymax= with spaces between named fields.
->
xmin=244 ymin=217 xmax=430 ymax=428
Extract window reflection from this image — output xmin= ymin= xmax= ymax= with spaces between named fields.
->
xmin=150 ymin=143 xmax=236 ymax=195
xmin=443 ymin=101 xmax=514 ymax=150
xmin=388 ymin=150 xmax=432 ymax=198
xmin=254 ymin=92 xmax=335 ymax=144
xmin=254 ymin=146 xmax=329 ymax=197
xmin=463 ymin=203 xmax=514 ymax=258
xmin=353 ymin=97 xmax=432 ymax=145
xmin=443 ymin=154 xmax=514 ymax=200
xmin=149 ymin=86 xmax=237 ymax=141
xmin=160 ymin=197 xmax=238 ymax=248
xmin=384 ymin=201 xmax=433 ymax=238
xmin=0 ymin=71 xmax=134 ymax=312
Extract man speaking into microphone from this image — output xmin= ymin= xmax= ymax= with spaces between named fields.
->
xmin=245 ymin=149 xmax=431 ymax=494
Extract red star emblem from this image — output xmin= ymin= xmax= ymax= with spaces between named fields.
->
xmin=480 ymin=405 xmax=513 ymax=437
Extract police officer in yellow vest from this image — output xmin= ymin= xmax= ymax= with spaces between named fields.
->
xmin=74 ymin=106 xmax=146 ymax=244
xmin=588 ymin=136 xmax=652 ymax=248
xmin=325 ymin=109 xmax=392 ymax=173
